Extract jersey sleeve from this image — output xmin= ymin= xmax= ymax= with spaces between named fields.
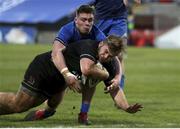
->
xmin=55 ymin=26 xmax=72 ymax=46
xmin=80 ymin=53 xmax=97 ymax=63
xmin=79 ymin=40 xmax=98 ymax=63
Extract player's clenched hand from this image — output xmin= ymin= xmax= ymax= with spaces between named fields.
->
xmin=104 ymin=78 xmax=119 ymax=93
xmin=110 ymin=78 xmax=119 ymax=89
xmin=61 ymin=68 xmax=81 ymax=93
xmin=64 ymin=73 xmax=81 ymax=93
xmin=126 ymin=103 xmax=143 ymax=114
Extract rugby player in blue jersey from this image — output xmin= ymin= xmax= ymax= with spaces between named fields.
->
xmin=22 ymin=4 xmax=122 ymax=121
xmin=52 ymin=4 xmax=141 ymax=125
xmin=77 ymin=0 xmax=142 ymax=125
xmin=21 ymin=4 xmax=142 ymax=122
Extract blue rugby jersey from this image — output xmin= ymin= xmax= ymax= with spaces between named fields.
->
xmin=93 ymin=0 xmax=128 ymax=20
xmin=55 ymin=21 xmax=106 ymax=46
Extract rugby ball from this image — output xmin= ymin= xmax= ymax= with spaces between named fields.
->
xmin=81 ymin=74 xmax=101 ymax=88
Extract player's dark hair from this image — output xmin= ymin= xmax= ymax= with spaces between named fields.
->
xmin=104 ymin=35 xmax=125 ymax=56
xmin=76 ymin=5 xmax=95 ymax=16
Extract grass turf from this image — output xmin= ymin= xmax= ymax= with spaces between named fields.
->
xmin=0 ymin=44 xmax=180 ymax=127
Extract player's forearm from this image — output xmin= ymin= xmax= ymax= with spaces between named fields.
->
xmin=52 ymin=49 xmax=67 ymax=72
xmin=51 ymin=41 xmax=70 ymax=74
xmin=88 ymin=64 xmax=109 ymax=80
xmin=113 ymin=88 xmax=129 ymax=111
xmin=52 ymin=50 xmax=76 ymax=80
xmin=114 ymin=57 xmax=122 ymax=81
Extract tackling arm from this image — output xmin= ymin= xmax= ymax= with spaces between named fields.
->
xmin=51 ymin=40 xmax=67 ymax=71
xmin=51 ymin=40 xmax=81 ymax=93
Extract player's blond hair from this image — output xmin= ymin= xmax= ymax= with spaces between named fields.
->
xmin=104 ymin=35 xmax=125 ymax=56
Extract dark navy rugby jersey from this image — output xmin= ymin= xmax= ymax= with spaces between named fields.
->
xmin=93 ymin=0 xmax=128 ymax=20
xmin=64 ymin=39 xmax=117 ymax=80
xmin=63 ymin=39 xmax=99 ymax=75
xmin=39 ymin=39 xmax=116 ymax=80
xmin=55 ymin=21 xmax=106 ymax=46
xmin=40 ymin=40 xmax=99 ymax=77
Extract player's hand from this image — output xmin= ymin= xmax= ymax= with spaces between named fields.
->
xmin=104 ymin=84 xmax=118 ymax=94
xmin=110 ymin=78 xmax=120 ymax=88
xmin=104 ymin=78 xmax=120 ymax=93
xmin=126 ymin=103 xmax=143 ymax=114
xmin=64 ymin=73 xmax=81 ymax=93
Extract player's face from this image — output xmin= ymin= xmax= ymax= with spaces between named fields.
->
xmin=98 ymin=44 xmax=114 ymax=63
xmin=75 ymin=13 xmax=94 ymax=34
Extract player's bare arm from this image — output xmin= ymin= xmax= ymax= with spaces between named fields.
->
xmin=80 ymin=58 xmax=109 ymax=80
xmin=110 ymin=88 xmax=143 ymax=113
xmin=52 ymin=40 xmax=81 ymax=93
xmin=104 ymin=57 xmax=122 ymax=93
xmin=52 ymin=40 xmax=67 ymax=70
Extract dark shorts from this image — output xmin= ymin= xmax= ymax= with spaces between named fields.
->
xmin=21 ymin=52 xmax=67 ymax=99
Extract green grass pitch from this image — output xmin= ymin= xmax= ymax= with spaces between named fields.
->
xmin=0 ymin=44 xmax=180 ymax=127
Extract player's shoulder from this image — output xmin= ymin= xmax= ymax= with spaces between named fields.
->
xmin=64 ymin=21 xmax=74 ymax=27
xmin=61 ymin=21 xmax=75 ymax=31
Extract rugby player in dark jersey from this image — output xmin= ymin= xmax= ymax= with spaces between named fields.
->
xmin=0 ymin=35 xmax=143 ymax=121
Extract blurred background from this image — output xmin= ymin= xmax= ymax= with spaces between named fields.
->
xmin=0 ymin=0 xmax=180 ymax=48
